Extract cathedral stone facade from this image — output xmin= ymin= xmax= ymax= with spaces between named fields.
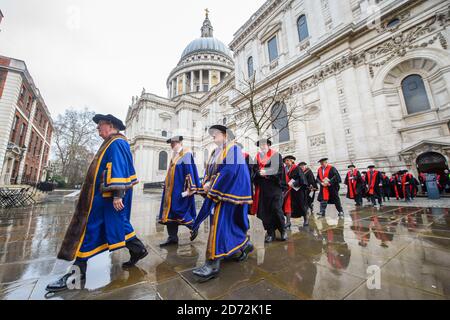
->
xmin=126 ymin=0 xmax=450 ymax=192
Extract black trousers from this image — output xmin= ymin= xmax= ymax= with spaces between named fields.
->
xmin=73 ymin=237 xmax=145 ymax=275
xmin=261 ymin=195 xmax=285 ymax=234
xmin=166 ymin=222 xmax=179 ymax=242
xmin=404 ymin=186 xmax=412 ymax=201
xmin=320 ymin=198 xmax=343 ymax=215
xmin=355 ymin=194 xmax=363 ymax=206
xmin=382 ymin=188 xmax=390 ymax=201
xmin=369 ymin=195 xmax=382 ymax=206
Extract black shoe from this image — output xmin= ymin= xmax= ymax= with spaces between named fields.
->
xmin=303 ymin=217 xmax=309 ymax=227
xmin=159 ymin=238 xmax=178 ymax=247
xmin=122 ymin=248 xmax=148 ymax=268
xmin=265 ymin=232 xmax=275 ymax=243
xmin=279 ymin=229 xmax=288 ymax=241
xmin=338 ymin=212 xmax=345 ymax=218
xmin=320 ymin=212 xmax=326 ymax=218
xmin=234 ymin=242 xmax=254 ymax=262
xmin=285 ymin=216 xmax=291 ymax=229
xmin=190 ymin=229 xmax=198 ymax=242
xmin=45 ymin=272 xmax=85 ymax=293
xmin=193 ymin=260 xmax=220 ymax=282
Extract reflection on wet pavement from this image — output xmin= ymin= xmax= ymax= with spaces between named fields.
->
xmin=0 ymin=194 xmax=449 ymax=300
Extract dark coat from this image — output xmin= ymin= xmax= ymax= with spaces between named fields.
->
xmin=366 ymin=170 xmax=382 ymax=197
xmin=285 ymin=166 xmax=309 ymax=218
xmin=316 ymin=166 xmax=342 ymax=205
xmin=344 ymin=170 xmax=364 ymax=199
xmin=253 ymin=152 xmax=286 ymax=227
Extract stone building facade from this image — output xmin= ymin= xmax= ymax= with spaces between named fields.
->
xmin=126 ymin=0 xmax=450 ymax=190
xmin=0 ymin=55 xmax=54 ymax=185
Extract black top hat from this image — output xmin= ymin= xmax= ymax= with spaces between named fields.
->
xmin=209 ymin=125 xmax=235 ymax=140
xmin=348 ymin=164 xmax=356 ymax=169
xmin=283 ymin=156 xmax=296 ymax=162
xmin=368 ymin=165 xmax=376 ymax=169
xmin=93 ymin=114 xmax=126 ymax=131
xmin=318 ymin=158 xmax=328 ymax=163
xmin=166 ymin=136 xmax=183 ymax=144
xmin=256 ymin=138 xmax=272 ymax=147
xmin=299 ymin=162 xmax=307 ymax=166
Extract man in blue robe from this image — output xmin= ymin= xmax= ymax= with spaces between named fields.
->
xmin=158 ymin=135 xmax=201 ymax=247
xmin=46 ymin=114 xmax=148 ymax=292
xmin=190 ymin=125 xmax=254 ymax=281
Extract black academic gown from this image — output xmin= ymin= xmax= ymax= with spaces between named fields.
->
xmin=316 ymin=166 xmax=342 ymax=205
xmin=366 ymin=170 xmax=382 ymax=197
xmin=381 ymin=176 xmax=391 ymax=196
xmin=253 ymin=152 xmax=287 ymax=231
xmin=286 ymin=166 xmax=309 ymax=218
xmin=303 ymin=168 xmax=317 ymax=207
xmin=344 ymin=170 xmax=364 ymax=199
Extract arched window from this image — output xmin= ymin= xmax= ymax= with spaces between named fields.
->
xmin=158 ymin=151 xmax=168 ymax=170
xmin=223 ymin=117 xmax=227 ymax=125
xmin=271 ymin=102 xmax=290 ymax=143
xmin=401 ymin=74 xmax=431 ymax=114
xmin=297 ymin=15 xmax=309 ymax=42
xmin=161 ymin=130 xmax=167 ymax=137
xmin=247 ymin=56 xmax=254 ymax=78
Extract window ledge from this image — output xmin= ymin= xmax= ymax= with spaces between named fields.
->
xmin=296 ymin=38 xmax=311 ymax=50
xmin=402 ymin=108 xmax=437 ymax=119
xmin=269 ymin=59 xmax=279 ymax=70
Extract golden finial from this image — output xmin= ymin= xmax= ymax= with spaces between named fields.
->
xmin=205 ymin=8 xmax=209 ymax=18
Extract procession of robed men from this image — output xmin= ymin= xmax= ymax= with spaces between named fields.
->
xmin=45 ymin=113 xmax=420 ymax=292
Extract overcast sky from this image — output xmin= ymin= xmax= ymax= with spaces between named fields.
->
xmin=0 ymin=0 xmax=266 ymax=121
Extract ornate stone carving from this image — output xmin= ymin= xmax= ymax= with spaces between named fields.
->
xmin=291 ymin=9 xmax=450 ymax=90
xmin=376 ymin=11 xmax=411 ymax=34
xmin=309 ymin=134 xmax=326 ymax=148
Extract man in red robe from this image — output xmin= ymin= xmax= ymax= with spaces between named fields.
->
xmin=366 ymin=165 xmax=383 ymax=208
xmin=401 ymin=170 xmax=414 ymax=202
xmin=344 ymin=164 xmax=363 ymax=207
xmin=316 ymin=158 xmax=344 ymax=218
xmin=252 ymin=138 xmax=287 ymax=243
xmin=283 ymin=155 xmax=297 ymax=229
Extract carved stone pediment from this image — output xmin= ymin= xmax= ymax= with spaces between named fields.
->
xmin=159 ymin=112 xmax=172 ymax=120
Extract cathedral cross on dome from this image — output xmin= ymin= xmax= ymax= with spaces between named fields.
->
xmin=201 ymin=9 xmax=214 ymax=38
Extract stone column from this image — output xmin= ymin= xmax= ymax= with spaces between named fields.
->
xmin=182 ymin=73 xmax=187 ymax=94
xmin=304 ymin=0 xmax=327 ymax=42
xmin=190 ymin=71 xmax=194 ymax=92
xmin=199 ymin=70 xmax=203 ymax=92
xmin=328 ymin=0 xmax=352 ymax=28
xmin=208 ymin=70 xmax=211 ymax=91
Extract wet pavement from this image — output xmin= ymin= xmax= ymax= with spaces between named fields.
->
xmin=0 ymin=193 xmax=449 ymax=300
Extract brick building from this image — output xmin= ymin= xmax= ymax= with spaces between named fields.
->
xmin=0 ymin=55 xmax=53 ymax=185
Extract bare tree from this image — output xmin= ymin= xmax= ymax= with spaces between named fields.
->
xmin=228 ymin=72 xmax=317 ymax=143
xmin=52 ymin=108 xmax=101 ymax=187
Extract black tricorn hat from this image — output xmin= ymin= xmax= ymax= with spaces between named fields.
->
xmin=318 ymin=158 xmax=329 ymax=163
xmin=256 ymin=138 xmax=272 ymax=147
xmin=166 ymin=136 xmax=183 ymax=144
xmin=283 ymin=155 xmax=296 ymax=162
xmin=348 ymin=164 xmax=356 ymax=169
xmin=209 ymin=125 xmax=235 ymax=140
xmin=299 ymin=162 xmax=307 ymax=166
xmin=93 ymin=114 xmax=126 ymax=131
xmin=368 ymin=165 xmax=376 ymax=169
